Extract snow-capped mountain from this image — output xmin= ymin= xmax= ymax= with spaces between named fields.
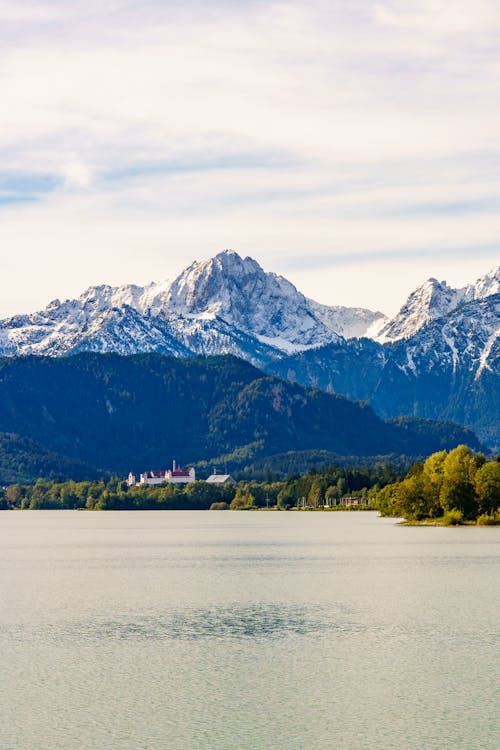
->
xmin=0 ymin=250 xmax=496 ymax=367
xmin=376 ymin=266 xmax=499 ymax=343
xmin=0 ymin=250 xmax=497 ymax=445
xmin=0 ymin=250 xmax=381 ymax=362
xmin=393 ymin=293 xmax=499 ymax=380
xmin=164 ymin=251 xmax=339 ymax=351
xmin=0 ymin=250 xmax=497 ymax=368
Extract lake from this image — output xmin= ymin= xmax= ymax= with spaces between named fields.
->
xmin=0 ymin=510 xmax=498 ymax=749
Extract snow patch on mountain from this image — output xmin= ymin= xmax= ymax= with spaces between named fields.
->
xmin=475 ymin=325 xmax=500 ymax=380
xmin=442 ymin=330 xmax=459 ymax=375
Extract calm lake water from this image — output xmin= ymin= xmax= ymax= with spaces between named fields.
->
xmin=0 ymin=510 xmax=498 ymax=750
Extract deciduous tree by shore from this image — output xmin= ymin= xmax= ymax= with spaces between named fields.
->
xmin=372 ymin=446 xmax=500 ymax=524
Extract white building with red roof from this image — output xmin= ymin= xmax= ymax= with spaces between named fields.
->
xmin=127 ymin=461 xmax=195 ymax=486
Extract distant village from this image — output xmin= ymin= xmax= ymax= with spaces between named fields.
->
xmin=126 ymin=461 xmax=235 ymax=487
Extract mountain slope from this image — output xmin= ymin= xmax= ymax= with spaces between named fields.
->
xmin=0 ymin=354 xmax=481 ymax=474
xmin=268 ymin=294 xmax=499 ymax=447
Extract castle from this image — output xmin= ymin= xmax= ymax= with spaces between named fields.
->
xmin=127 ymin=461 xmax=195 ymax=487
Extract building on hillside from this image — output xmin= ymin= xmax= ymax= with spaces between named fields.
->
xmin=127 ymin=461 xmax=195 ymax=487
xmin=206 ymin=472 xmax=236 ymax=485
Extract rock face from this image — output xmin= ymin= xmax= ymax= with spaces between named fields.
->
xmin=0 ymin=250 xmax=497 ymax=446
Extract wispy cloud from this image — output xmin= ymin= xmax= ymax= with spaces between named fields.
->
xmin=0 ymin=0 xmax=498 ymax=315
xmin=283 ymin=243 xmax=500 ymax=271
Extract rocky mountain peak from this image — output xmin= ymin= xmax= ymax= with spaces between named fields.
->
xmin=167 ymin=250 xmax=267 ymax=315
xmin=465 ymin=265 xmax=499 ymax=301
xmin=375 ymin=267 xmax=498 ymax=344
xmin=164 ymin=249 xmax=337 ymax=349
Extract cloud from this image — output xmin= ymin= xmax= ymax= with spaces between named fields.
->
xmin=0 ymin=0 xmax=499 ymax=315
xmin=282 ymin=244 xmax=500 ymax=272
xmin=61 ymin=160 xmax=93 ymax=189
xmin=374 ymin=0 xmax=500 ymax=33
xmin=0 ymin=1 xmax=60 ymax=22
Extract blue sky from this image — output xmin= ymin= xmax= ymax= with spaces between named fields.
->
xmin=0 ymin=0 xmax=499 ymax=316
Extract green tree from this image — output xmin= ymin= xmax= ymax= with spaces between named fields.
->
xmin=29 ymin=479 xmax=54 ymax=509
xmin=337 ymin=477 xmax=349 ymax=497
xmin=475 ymin=462 xmax=500 ymax=515
xmin=60 ymin=482 xmax=79 ymax=509
xmin=439 ymin=445 xmax=477 ymax=518
xmin=394 ymin=473 xmax=433 ymax=521
xmin=308 ymin=479 xmax=325 ymax=508
xmin=276 ymin=487 xmax=295 ymax=509
xmin=325 ymin=485 xmax=340 ymax=506
xmin=6 ymin=484 xmax=23 ymax=506
xmin=230 ymin=494 xmax=256 ymax=510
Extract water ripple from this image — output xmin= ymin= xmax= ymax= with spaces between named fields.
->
xmin=4 ymin=603 xmax=364 ymax=643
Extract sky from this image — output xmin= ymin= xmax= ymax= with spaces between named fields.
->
xmin=0 ymin=0 xmax=499 ymax=317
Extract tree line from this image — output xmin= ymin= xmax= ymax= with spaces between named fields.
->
xmin=2 ymin=447 xmax=497 ymax=521
xmin=372 ymin=446 xmax=500 ymax=524
xmin=0 ymin=462 xmax=401 ymax=511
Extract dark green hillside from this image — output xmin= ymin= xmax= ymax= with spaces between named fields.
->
xmin=387 ymin=417 xmax=481 ymax=452
xmin=0 ymin=432 xmax=99 ymax=484
xmin=0 ymin=353 xmax=482 ymax=475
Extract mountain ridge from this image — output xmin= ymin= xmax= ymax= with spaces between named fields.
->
xmin=0 ymin=250 xmax=385 ymax=361
xmin=268 ymin=294 xmax=500 ymax=447
xmin=0 ymin=251 xmax=497 ymax=360
xmin=0 ymin=250 xmax=497 ymax=446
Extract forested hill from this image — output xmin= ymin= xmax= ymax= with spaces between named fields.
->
xmin=0 ymin=353 xmax=482 ymax=478
xmin=0 ymin=432 xmax=99 ymax=485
